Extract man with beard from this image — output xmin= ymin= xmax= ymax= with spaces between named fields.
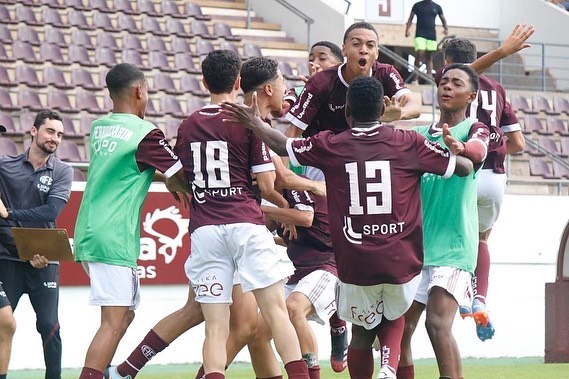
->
xmin=0 ymin=110 xmax=73 ymax=379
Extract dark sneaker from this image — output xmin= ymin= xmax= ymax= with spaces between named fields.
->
xmin=330 ymin=326 xmax=348 ymax=373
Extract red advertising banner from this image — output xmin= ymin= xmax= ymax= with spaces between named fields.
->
xmin=57 ymin=182 xmax=191 ymax=286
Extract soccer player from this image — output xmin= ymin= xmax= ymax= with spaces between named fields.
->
xmin=220 ymin=75 xmax=474 ymax=379
xmin=398 ymin=64 xmax=490 ymax=379
xmin=177 ymin=52 xmax=308 ymax=379
xmin=0 ymin=110 xmax=72 ymax=379
xmin=74 ymin=63 xmax=189 ymax=379
xmin=440 ymin=38 xmax=525 ymax=341
xmin=254 ymin=183 xmax=337 ymax=379
xmin=405 ymin=0 xmax=448 ymax=83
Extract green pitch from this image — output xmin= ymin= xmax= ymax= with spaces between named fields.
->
xmin=9 ymin=358 xmax=569 ymax=378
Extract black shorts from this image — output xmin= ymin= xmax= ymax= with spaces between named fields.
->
xmin=0 ymin=281 xmax=10 ymax=308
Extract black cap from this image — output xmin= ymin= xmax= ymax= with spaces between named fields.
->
xmin=0 ymin=125 xmax=5 ymax=133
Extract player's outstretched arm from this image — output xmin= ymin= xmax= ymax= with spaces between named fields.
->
xmin=220 ymin=92 xmax=289 ymax=156
xmin=471 ymin=24 xmax=535 ymax=74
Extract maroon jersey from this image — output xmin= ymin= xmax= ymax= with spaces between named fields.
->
xmin=175 ymin=105 xmax=275 ymax=233
xmin=136 ymin=129 xmax=181 ymax=174
xmin=285 ymin=62 xmax=410 ymax=137
xmin=278 ymin=187 xmax=336 ymax=285
xmin=436 ymin=67 xmax=520 ymax=174
xmin=286 ymin=124 xmax=456 ymax=286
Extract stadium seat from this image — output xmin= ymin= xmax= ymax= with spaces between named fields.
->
xmin=48 ymin=90 xmax=78 ymax=114
xmin=78 ymin=114 xmax=96 ymax=136
xmin=160 ymin=96 xmax=185 ymax=118
xmin=121 ymin=49 xmax=145 ymax=68
xmin=0 ymin=4 xmax=15 ymax=24
xmin=529 ymin=157 xmax=557 ymax=179
xmin=162 ymin=0 xmax=184 ymax=18
xmin=0 ymin=65 xmax=14 ymax=87
xmin=148 ymin=51 xmax=174 ymax=72
xmin=45 ymin=27 xmax=67 ymax=47
xmin=39 ymin=42 xmax=69 ymax=66
xmin=93 ymin=12 xmax=116 ymax=32
xmin=15 ymin=4 xmax=40 ymax=26
xmin=190 ymin=20 xmax=216 ymax=40
xmin=165 ymin=18 xmax=192 ymax=38
xmin=553 ymin=96 xmax=569 ymax=116
xmin=219 ymin=40 xmax=240 ymax=56
xmin=151 ymin=73 xmax=180 ymax=95
xmin=185 ymin=3 xmax=212 ymax=21
xmin=71 ymin=29 xmax=94 ymax=49
xmin=42 ymin=7 xmax=65 ymax=27
xmin=68 ymin=9 xmax=94 ymax=30
xmin=213 ymin=22 xmax=241 ymax=41
xmin=421 ymin=87 xmax=438 ymax=107
xmin=69 ymin=44 xmax=95 ymax=67
xmin=561 ymin=136 xmax=569 ymax=156
xmin=141 ymin=15 xmax=167 ymax=36
xmin=195 ymin=38 xmax=215 ymax=57
xmin=0 ymin=88 xmax=19 ymax=111
xmin=123 ymin=34 xmax=143 ymax=51
xmin=187 ymin=97 xmax=207 ymax=114
xmin=171 ymin=36 xmax=192 ymax=54
xmin=0 ymin=112 xmax=23 ymax=137
xmin=242 ymin=43 xmax=263 ymax=59
xmin=18 ymin=88 xmax=44 ymax=111
xmin=138 ymin=0 xmax=160 ymax=17
xmin=41 ymin=0 xmax=65 ymax=8
xmin=64 ymin=0 xmax=88 ymax=11
xmin=55 ymin=140 xmax=84 ymax=162
xmin=61 ymin=117 xmax=78 ymax=136
xmin=164 ymin=118 xmax=180 ymax=140
xmin=552 ymin=161 xmax=569 ymax=179
xmin=72 ymin=167 xmax=86 ymax=181
xmin=95 ymin=47 xmax=117 ymax=68
xmin=0 ymin=137 xmax=19 ymax=155
xmin=532 ymin=95 xmax=559 ymax=115
xmin=546 ymin=117 xmax=568 ymax=136
xmin=180 ymin=75 xmax=208 ymax=97
xmin=278 ymin=61 xmax=297 ymax=80
xmin=18 ymin=111 xmax=35 ymax=132
xmin=296 ymin=60 xmax=311 ymax=78
xmin=43 ymin=66 xmax=73 ymax=90
xmin=511 ymin=95 xmax=537 ymax=114
xmin=0 ymin=44 xmax=13 ymax=63
xmin=0 ymin=24 xmax=13 ymax=44
xmin=146 ymin=35 xmax=169 ymax=53
xmin=523 ymin=115 xmax=548 ymax=135
xmin=538 ymin=136 xmax=561 ymax=156
xmin=71 ymin=68 xmax=103 ymax=91
xmin=96 ymin=33 xmax=119 ymax=51
xmin=17 ymin=25 xmax=40 ymax=46
xmin=117 ymin=14 xmax=142 ymax=34
xmin=173 ymin=53 xmax=200 ymax=74
xmin=145 ymin=98 xmax=163 ymax=117
xmin=90 ymin=0 xmax=113 ymax=13
xmin=116 ymin=0 xmax=139 ymax=15
xmin=76 ymin=92 xmax=107 ymax=114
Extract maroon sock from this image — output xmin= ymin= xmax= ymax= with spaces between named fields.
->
xmin=473 ymin=241 xmax=490 ymax=300
xmin=308 ymin=365 xmax=320 ymax=379
xmin=329 ymin=312 xmax=346 ymax=331
xmin=347 ymin=347 xmax=374 ymax=378
xmin=376 ymin=317 xmax=404 ymax=372
xmin=117 ymin=329 xmax=169 ymax=378
xmin=79 ymin=367 xmax=103 ymax=379
xmin=204 ymin=373 xmax=224 ymax=379
xmin=396 ymin=364 xmax=415 ymax=379
xmin=195 ymin=365 xmax=205 ymax=379
xmin=284 ymin=359 xmax=309 ymax=379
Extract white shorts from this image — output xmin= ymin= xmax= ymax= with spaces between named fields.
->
xmin=336 ymin=274 xmax=422 ymax=330
xmin=414 ymin=266 xmax=472 ymax=308
xmin=82 ymin=261 xmax=140 ymax=310
xmin=186 ymin=223 xmax=295 ymax=304
xmin=477 ymin=169 xmax=507 ymax=233
xmin=284 ymin=270 xmax=338 ymax=325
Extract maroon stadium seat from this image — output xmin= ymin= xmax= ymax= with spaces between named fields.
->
xmin=510 ymin=95 xmax=537 ymax=114
xmin=151 ymin=73 xmax=180 ymax=95
xmin=69 ymin=44 xmax=95 ymax=67
xmin=187 ymin=97 xmax=207 ymax=114
xmin=546 ymin=117 xmax=568 ymax=136
xmin=0 ymin=65 xmax=14 ymax=87
xmin=278 ymin=61 xmax=297 ymax=80
xmin=78 ymin=114 xmax=96 ymax=136
xmin=195 ymin=38 xmax=215 ymax=57
xmin=71 ymin=68 xmax=103 ymax=91
xmin=90 ymin=0 xmax=113 ymax=13
xmin=185 ymin=3 xmax=211 ymax=21
xmin=71 ymin=29 xmax=94 ymax=49
xmin=67 ymin=9 xmax=94 ymax=30
xmin=0 ymin=137 xmax=19 ymax=155
xmin=242 ymin=43 xmax=263 ymax=59
xmin=190 ymin=20 xmax=216 ymax=40
xmin=117 ymin=14 xmax=142 ymax=34
xmin=95 ymin=47 xmax=117 ymax=68
xmin=180 ymin=75 xmax=208 ymax=97
xmin=116 ymin=0 xmax=139 ymax=15
xmin=0 ymin=112 xmax=23 ymax=137
xmin=141 ymin=15 xmax=167 ymax=36
xmin=19 ymin=111 xmax=36 ymax=132
xmin=0 ymin=44 xmax=13 ymax=63
xmin=532 ymin=95 xmax=559 ymax=115
xmin=213 ymin=22 xmax=241 ymax=41
xmin=55 ymin=140 xmax=84 ymax=162
xmin=164 ymin=118 xmax=180 ymax=140
xmin=17 ymin=25 xmax=40 ymax=46
xmin=173 ymin=53 xmax=200 ymax=74
xmin=123 ymin=34 xmax=143 ymax=51
xmin=165 ymin=18 xmax=192 ymax=38
xmin=96 ymin=33 xmax=119 ymax=51
xmin=160 ymin=96 xmax=185 ymax=118
xmin=93 ymin=12 xmax=117 ymax=32
xmin=40 ymin=42 xmax=69 ymax=66
xmin=553 ymin=161 xmax=569 ymax=179
xmin=0 ymin=88 xmax=20 ymax=111
xmin=523 ymin=115 xmax=547 ymax=135
xmin=48 ymin=90 xmax=78 ymax=114
xmin=138 ymin=0 xmax=160 ymax=17
xmin=553 ymin=96 xmax=569 ymax=116
xmin=219 ymin=40 xmax=240 ymax=56
xmin=15 ymin=4 xmax=40 ymax=26
xmin=43 ymin=66 xmax=73 ymax=90
xmin=146 ymin=35 xmax=169 ymax=53
xmin=41 ymin=0 xmax=65 ymax=8
xmin=121 ymin=49 xmax=145 ymax=68
xmin=45 ymin=27 xmax=67 ymax=47
xmin=296 ymin=60 xmax=311 ymax=78
xmin=529 ymin=157 xmax=557 ymax=179
xmin=76 ymin=92 xmax=107 ymax=114
xmin=148 ymin=51 xmax=174 ymax=72
xmin=61 ymin=117 xmax=78 ymax=136
xmin=561 ymin=136 xmax=569 ymax=157
xmin=145 ymin=98 xmax=163 ymax=117
xmin=171 ymin=36 xmax=192 ymax=54
xmin=538 ymin=136 xmax=561 ymax=156
xmin=0 ymin=4 xmax=15 ymax=24
xmin=162 ymin=0 xmax=184 ymax=18
xmin=72 ymin=167 xmax=86 ymax=181
xmin=0 ymin=24 xmax=13 ymax=44
xmin=16 ymin=65 xmax=44 ymax=88
xmin=64 ymin=0 xmax=88 ymax=11
xmin=42 ymin=7 xmax=65 ymax=27
xmin=18 ymin=88 xmax=43 ymax=111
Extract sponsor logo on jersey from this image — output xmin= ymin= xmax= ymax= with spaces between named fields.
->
xmin=159 ymin=138 xmax=178 ymax=160
xmin=328 ymin=103 xmax=345 ymax=112
xmin=293 ymin=141 xmax=313 ymax=154
xmin=389 ymin=72 xmax=403 ymax=90
xmin=291 ymin=92 xmax=313 ymax=120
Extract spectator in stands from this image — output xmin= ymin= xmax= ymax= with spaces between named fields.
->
xmin=73 ymin=63 xmax=189 ymax=379
xmin=405 ymin=0 xmax=449 ymax=83
xmin=0 ymin=110 xmax=73 ymax=379
xmin=439 ymin=38 xmax=525 ymax=341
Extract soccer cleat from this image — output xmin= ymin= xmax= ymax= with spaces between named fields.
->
xmin=476 ymin=319 xmax=495 ymax=341
xmin=330 ymin=326 xmax=348 ymax=372
xmin=377 ymin=364 xmax=397 ymax=379
xmin=471 ymin=298 xmax=489 ymax=327
xmin=459 ymin=304 xmax=472 ymax=319
xmin=105 ymin=366 xmax=133 ymax=379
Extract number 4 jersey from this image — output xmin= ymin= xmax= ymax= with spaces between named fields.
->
xmin=175 ymin=105 xmax=275 ymax=233
xmin=287 ymin=124 xmax=456 ymax=286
